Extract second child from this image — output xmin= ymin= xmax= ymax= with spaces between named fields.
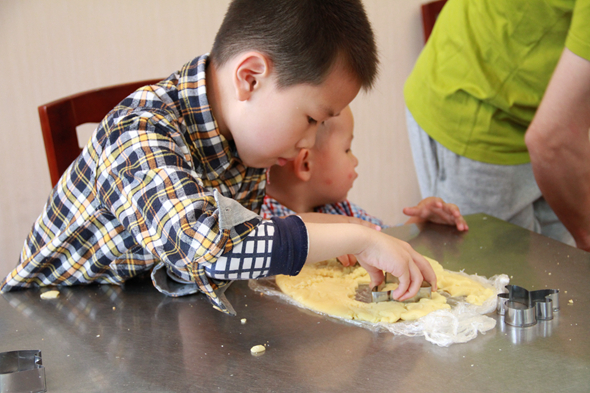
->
xmin=262 ymin=106 xmax=468 ymax=264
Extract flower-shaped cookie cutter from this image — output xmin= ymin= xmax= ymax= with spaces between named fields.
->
xmin=496 ymin=285 xmax=559 ymax=327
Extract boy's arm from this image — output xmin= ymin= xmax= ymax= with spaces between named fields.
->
xmin=205 ymin=214 xmax=438 ymax=301
xmin=298 ymin=212 xmax=380 ymax=230
xmin=525 ymin=48 xmax=590 ymax=251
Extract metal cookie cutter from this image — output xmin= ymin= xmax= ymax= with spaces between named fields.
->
xmin=355 ymin=272 xmax=432 ymax=303
xmin=0 ymin=350 xmax=46 ymax=393
xmin=497 ymin=285 xmax=560 ymax=327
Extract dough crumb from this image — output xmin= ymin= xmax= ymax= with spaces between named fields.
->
xmin=241 ymin=318 xmax=247 ymax=324
xmin=40 ymin=290 xmax=60 ymax=299
xmin=250 ymin=345 xmax=266 ymax=356
xmin=568 ymin=299 xmax=574 ymax=305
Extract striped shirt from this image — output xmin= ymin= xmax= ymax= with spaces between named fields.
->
xmin=1 ymin=54 xmax=308 ymax=315
xmin=261 ymin=195 xmax=388 ymax=228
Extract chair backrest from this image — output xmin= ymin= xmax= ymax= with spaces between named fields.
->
xmin=38 ymin=79 xmax=162 ymax=187
xmin=421 ymin=0 xmax=448 ymax=44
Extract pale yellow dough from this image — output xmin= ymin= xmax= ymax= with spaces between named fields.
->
xmin=40 ymin=290 xmax=60 ymax=299
xmin=275 ymin=257 xmax=494 ymax=323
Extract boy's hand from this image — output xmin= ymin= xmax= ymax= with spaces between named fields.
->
xmin=356 ymin=232 xmax=438 ymax=300
xmin=403 ymin=197 xmax=468 ymax=231
xmin=305 ymin=223 xmax=438 ymax=301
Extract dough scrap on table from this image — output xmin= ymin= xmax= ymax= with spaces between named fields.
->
xmin=275 ymin=257 xmax=494 ymax=323
xmin=40 ymin=290 xmax=60 ymax=299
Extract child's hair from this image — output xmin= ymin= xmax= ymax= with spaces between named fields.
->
xmin=210 ymin=0 xmax=378 ymax=90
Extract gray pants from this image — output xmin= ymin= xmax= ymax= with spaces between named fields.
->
xmin=406 ymin=108 xmax=574 ymax=246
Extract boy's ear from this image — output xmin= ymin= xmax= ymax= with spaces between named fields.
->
xmin=293 ymin=149 xmax=313 ymax=182
xmin=234 ymin=52 xmax=271 ymax=101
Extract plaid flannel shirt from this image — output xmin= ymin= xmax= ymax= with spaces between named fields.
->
xmin=261 ymin=195 xmax=388 ymax=228
xmin=1 ymin=55 xmax=308 ymax=314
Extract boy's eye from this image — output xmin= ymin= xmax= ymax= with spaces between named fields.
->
xmin=308 ymin=116 xmax=317 ymax=125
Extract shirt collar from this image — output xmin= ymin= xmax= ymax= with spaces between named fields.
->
xmin=177 ymin=54 xmax=235 ymax=180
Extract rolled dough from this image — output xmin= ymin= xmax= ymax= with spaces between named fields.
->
xmin=275 ymin=257 xmax=494 ymax=323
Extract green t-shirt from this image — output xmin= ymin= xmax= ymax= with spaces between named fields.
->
xmin=404 ymin=0 xmax=590 ymax=165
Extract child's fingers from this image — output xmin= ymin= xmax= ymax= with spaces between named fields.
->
xmin=394 ymin=261 xmax=425 ymax=301
xmin=403 ymin=205 xmax=434 ymax=219
xmin=428 ymin=198 xmax=444 ymax=209
xmin=440 ymin=203 xmax=469 ymax=230
xmin=430 ymin=204 xmax=462 ymax=224
xmin=337 ymin=255 xmax=348 ymax=266
xmin=364 ymin=264 xmax=385 ymax=288
xmin=455 ymin=216 xmax=469 ymax=231
xmin=442 ymin=203 xmax=461 ymax=217
xmin=412 ymin=250 xmax=437 ymax=291
xmin=402 ymin=206 xmax=419 ymax=216
xmin=408 ymin=201 xmax=446 ymax=219
xmin=337 ymin=254 xmax=358 ymax=267
xmin=388 ymin=242 xmax=436 ymax=299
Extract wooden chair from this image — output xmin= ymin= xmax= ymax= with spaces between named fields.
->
xmin=38 ymin=78 xmax=162 ymax=187
xmin=421 ymin=0 xmax=448 ymax=43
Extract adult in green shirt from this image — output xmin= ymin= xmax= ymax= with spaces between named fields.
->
xmin=404 ymin=0 xmax=590 ymax=251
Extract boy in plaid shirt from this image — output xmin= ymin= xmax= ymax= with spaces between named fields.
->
xmin=2 ymin=0 xmax=437 ymax=314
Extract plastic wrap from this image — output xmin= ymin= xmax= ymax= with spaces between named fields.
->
xmin=249 ymin=270 xmax=509 ymax=347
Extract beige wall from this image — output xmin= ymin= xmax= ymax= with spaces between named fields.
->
xmin=0 ymin=0 xmax=426 ymax=278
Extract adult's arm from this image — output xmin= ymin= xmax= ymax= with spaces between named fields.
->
xmin=525 ymin=48 xmax=590 ymax=251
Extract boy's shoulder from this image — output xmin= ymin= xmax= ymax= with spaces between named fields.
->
xmin=316 ymin=200 xmax=386 ymax=228
xmin=98 ymin=55 xmax=209 ymax=137
xmin=261 ymin=195 xmax=296 ymax=219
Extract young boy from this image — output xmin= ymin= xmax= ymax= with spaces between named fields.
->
xmin=262 ymin=106 xmax=468 ymax=265
xmin=1 ymin=0 xmax=436 ymax=315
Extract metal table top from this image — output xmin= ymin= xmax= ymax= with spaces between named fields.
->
xmin=1 ymin=214 xmax=589 ymax=392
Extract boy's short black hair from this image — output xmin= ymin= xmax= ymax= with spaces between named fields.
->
xmin=210 ymin=0 xmax=378 ymax=90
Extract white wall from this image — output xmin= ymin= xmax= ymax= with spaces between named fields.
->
xmin=0 ymin=0 xmax=426 ymax=278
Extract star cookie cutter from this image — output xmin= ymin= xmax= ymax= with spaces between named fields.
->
xmin=355 ymin=272 xmax=432 ymax=303
xmin=0 ymin=350 xmax=46 ymax=393
xmin=496 ymin=285 xmax=559 ymax=327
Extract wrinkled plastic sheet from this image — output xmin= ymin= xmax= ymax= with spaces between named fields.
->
xmin=249 ymin=271 xmax=509 ymax=347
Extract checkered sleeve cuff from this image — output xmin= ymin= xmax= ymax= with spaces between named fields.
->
xmin=204 ymin=215 xmax=308 ymax=280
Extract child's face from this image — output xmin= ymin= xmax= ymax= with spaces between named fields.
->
xmin=229 ymin=62 xmax=361 ymax=168
xmin=310 ymin=106 xmax=359 ymax=205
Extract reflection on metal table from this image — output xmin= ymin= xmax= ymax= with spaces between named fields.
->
xmin=1 ymin=214 xmax=588 ymax=392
